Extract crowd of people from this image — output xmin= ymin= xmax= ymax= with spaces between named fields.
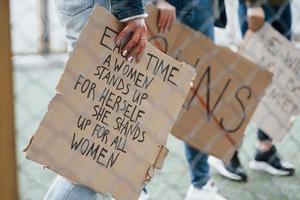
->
xmin=43 ymin=0 xmax=295 ymax=200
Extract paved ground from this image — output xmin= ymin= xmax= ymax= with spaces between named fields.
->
xmin=14 ymin=54 xmax=300 ymax=200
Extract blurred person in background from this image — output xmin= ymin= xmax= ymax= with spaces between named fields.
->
xmin=44 ymin=0 xmax=149 ymax=200
xmin=149 ymin=1 xmax=227 ymax=200
xmin=209 ymin=0 xmax=295 ymax=183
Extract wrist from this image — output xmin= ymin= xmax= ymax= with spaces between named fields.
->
xmin=247 ymin=7 xmax=265 ymax=18
xmin=120 ymin=14 xmax=148 ymax=23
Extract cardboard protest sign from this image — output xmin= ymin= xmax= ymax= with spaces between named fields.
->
xmin=145 ymin=5 xmax=273 ymax=162
xmin=25 ymin=6 xmax=195 ymax=200
xmin=240 ymin=24 xmax=300 ymax=141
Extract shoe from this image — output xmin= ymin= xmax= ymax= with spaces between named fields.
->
xmin=208 ymin=152 xmax=247 ymax=182
xmin=138 ymin=188 xmax=150 ymax=200
xmin=249 ymin=145 xmax=295 ymax=176
xmin=184 ymin=179 xmax=227 ymax=200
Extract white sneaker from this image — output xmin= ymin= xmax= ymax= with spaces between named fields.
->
xmin=138 ymin=189 xmax=151 ymax=200
xmin=184 ymin=179 xmax=227 ymax=200
xmin=249 ymin=146 xmax=295 ymax=176
xmin=208 ymin=156 xmax=247 ymax=182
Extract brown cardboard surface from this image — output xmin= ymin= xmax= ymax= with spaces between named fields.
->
xmin=25 ymin=6 xmax=195 ymax=200
xmin=146 ymin=5 xmax=273 ymax=162
xmin=240 ymin=24 xmax=300 ymax=141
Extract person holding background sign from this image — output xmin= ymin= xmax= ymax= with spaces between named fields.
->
xmin=43 ymin=0 xmax=149 ymax=200
xmin=209 ymin=0 xmax=295 ymax=182
xmin=146 ymin=1 xmax=227 ymax=200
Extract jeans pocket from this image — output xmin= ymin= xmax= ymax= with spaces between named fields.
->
xmin=56 ymin=0 xmax=94 ymax=17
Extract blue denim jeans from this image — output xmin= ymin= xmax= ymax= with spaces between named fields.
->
xmin=169 ymin=0 xmax=215 ymax=41
xmin=44 ymin=176 xmax=99 ymax=200
xmin=238 ymin=0 xmax=292 ymax=142
xmin=168 ymin=0 xmax=214 ymax=188
xmin=56 ymin=0 xmax=111 ymax=53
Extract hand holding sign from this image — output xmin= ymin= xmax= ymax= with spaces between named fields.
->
xmin=157 ymin=0 xmax=176 ymax=33
xmin=25 ymin=6 xmax=195 ymax=200
xmin=247 ymin=7 xmax=265 ymax=32
xmin=117 ymin=18 xmax=147 ymax=62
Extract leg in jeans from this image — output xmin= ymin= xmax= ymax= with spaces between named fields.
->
xmin=168 ymin=0 xmax=214 ymax=188
xmin=170 ymin=0 xmax=215 ymax=41
xmin=185 ymin=145 xmax=210 ymax=188
xmin=44 ymin=176 xmax=98 ymax=200
xmin=56 ymin=0 xmax=111 ymax=53
xmin=44 ymin=0 xmax=110 ymax=199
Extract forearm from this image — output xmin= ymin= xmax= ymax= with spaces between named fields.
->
xmin=245 ymin=0 xmax=264 ymax=7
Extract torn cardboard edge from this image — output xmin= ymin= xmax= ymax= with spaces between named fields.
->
xmin=145 ymin=145 xmax=169 ymax=183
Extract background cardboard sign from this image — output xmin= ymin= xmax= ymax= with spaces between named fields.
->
xmin=25 ymin=6 xmax=195 ymax=200
xmin=240 ymin=24 xmax=300 ymax=141
xmin=146 ymin=5 xmax=273 ymax=162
